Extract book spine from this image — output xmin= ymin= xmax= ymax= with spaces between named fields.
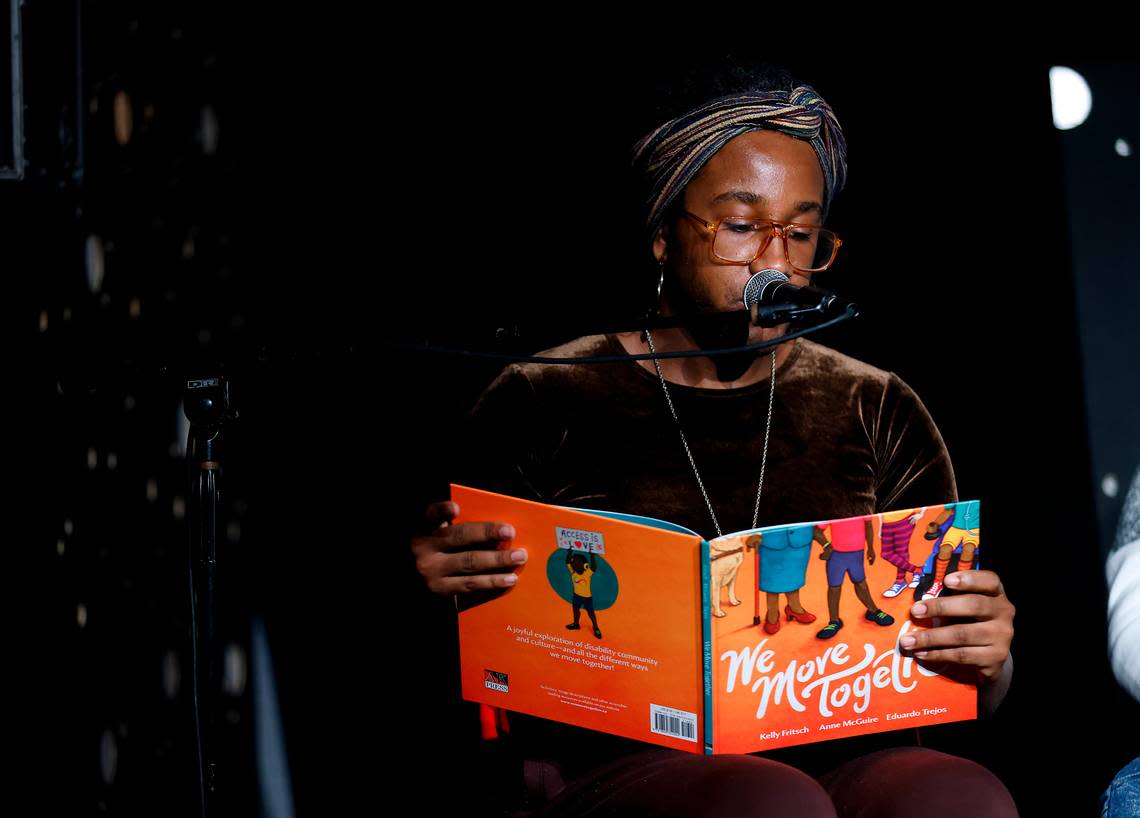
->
xmin=700 ymin=539 xmax=713 ymax=755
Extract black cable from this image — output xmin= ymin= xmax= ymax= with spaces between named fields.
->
xmin=395 ymin=305 xmax=858 ymax=365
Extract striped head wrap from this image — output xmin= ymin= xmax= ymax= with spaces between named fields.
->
xmin=632 ymin=85 xmax=847 ymax=242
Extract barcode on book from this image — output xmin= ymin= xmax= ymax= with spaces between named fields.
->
xmin=650 ymin=704 xmax=697 ymax=742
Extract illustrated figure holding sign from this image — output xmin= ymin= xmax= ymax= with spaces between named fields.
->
xmin=566 ymin=550 xmax=603 ymax=639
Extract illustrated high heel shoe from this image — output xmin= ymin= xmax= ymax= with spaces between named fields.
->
xmin=785 ymin=604 xmax=817 ymax=624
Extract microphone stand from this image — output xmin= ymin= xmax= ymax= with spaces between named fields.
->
xmin=184 ymin=374 xmax=235 ymax=818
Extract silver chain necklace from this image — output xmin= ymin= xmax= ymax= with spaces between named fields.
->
xmin=644 ymin=329 xmax=776 ymax=538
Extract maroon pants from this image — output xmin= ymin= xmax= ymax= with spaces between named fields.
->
xmin=523 ymin=746 xmax=1018 ymax=817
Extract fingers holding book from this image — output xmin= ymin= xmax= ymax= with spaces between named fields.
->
xmin=412 ymin=500 xmax=528 ymax=595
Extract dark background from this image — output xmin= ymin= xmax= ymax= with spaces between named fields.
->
xmin=10 ymin=6 xmax=1139 ymax=815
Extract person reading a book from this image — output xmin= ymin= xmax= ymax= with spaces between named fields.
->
xmin=410 ymin=61 xmax=1017 ymax=817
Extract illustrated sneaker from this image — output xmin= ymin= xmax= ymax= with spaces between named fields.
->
xmin=908 ymin=573 xmax=924 ymax=589
xmin=865 ymin=609 xmax=895 ymax=626
xmin=816 ymin=619 xmax=844 ymax=639
xmin=593 ymin=627 xmax=602 ymax=638
xmin=882 ymin=581 xmax=907 ymax=598
xmin=922 ymin=580 xmax=944 ymax=600
xmin=566 ymin=623 xmax=581 ymax=630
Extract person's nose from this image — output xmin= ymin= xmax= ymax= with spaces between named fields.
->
xmin=748 ymin=227 xmax=793 ymax=279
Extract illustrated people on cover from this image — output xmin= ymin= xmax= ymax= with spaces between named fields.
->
xmin=566 ymin=549 xmax=602 ymax=638
xmin=816 ymin=516 xmax=895 ymax=638
xmin=749 ymin=524 xmax=822 ymax=634
xmin=923 ymin=500 xmax=980 ymax=600
xmin=878 ymin=507 xmax=926 ymax=598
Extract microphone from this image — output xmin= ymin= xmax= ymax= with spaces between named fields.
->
xmin=742 ymin=270 xmax=857 ymax=326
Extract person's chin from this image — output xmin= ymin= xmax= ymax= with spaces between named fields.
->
xmin=748 ymin=323 xmax=790 ymax=345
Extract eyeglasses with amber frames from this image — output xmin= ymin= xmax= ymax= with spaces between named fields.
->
xmin=681 ymin=210 xmax=843 ymax=274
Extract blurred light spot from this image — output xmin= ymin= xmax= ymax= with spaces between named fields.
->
xmin=1116 ymin=138 xmax=1132 ymax=157
xmin=62 ymin=307 xmax=72 ymax=321
xmin=113 ymin=90 xmax=133 ymax=145
xmin=162 ymin=650 xmax=181 ymax=700
xmin=230 ymin=313 xmax=245 ymax=330
xmin=87 ymin=448 xmax=98 ymax=469
xmin=39 ymin=311 xmax=48 ymax=332
xmin=223 ymin=644 xmax=247 ymax=696
xmin=1104 ymin=473 xmax=1120 ymax=498
xmin=88 ymin=97 xmax=99 ymax=114
xmin=142 ymin=103 xmax=155 ymax=123
xmin=199 ymin=106 xmax=220 ymax=156
xmin=64 ymin=519 xmax=74 ymax=536
xmin=77 ymin=603 xmax=88 ymax=629
xmin=172 ymin=496 xmax=186 ymax=521
xmin=129 ymin=297 xmax=141 ymax=318
xmin=57 ymin=539 xmax=65 ymax=556
xmin=106 ymin=452 xmax=118 ymax=470
xmin=100 ymin=728 xmax=118 ymax=784
xmin=176 ymin=403 xmax=189 ymax=457
xmin=1049 ymin=66 xmax=1092 ymax=130
xmin=182 ymin=236 xmax=196 ymax=260
xmin=85 ymin=235 xmax=106 ymax=293
xmin=146 ymin=478 xmax=158 ymax=503
xmin=226 ymin=521 xmax=241 ymax=543
xmin=124 ymin=395 xmax=136 ymax=411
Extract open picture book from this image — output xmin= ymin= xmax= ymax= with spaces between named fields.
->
xmin=453 ymin=483 xmax=981 ymax=754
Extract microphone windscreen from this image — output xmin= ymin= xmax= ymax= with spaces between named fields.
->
xmin=742 ymin=270 xmax=790 ymax=308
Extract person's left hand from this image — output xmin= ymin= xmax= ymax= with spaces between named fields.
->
xmin=898 ymin=570 xmax=1015 ymax=685
xmin=866 ymin=547 xmax=876 ymax=566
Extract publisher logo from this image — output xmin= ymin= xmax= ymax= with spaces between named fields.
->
xmin=484 ymin=670 xmax=509 ymax=693
xmin=556 ymin=526 xmax=605 ymax=554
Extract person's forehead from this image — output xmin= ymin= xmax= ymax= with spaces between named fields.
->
xmin=686 ymin=130 xmax=824 ymax=200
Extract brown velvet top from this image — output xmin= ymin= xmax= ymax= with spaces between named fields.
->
xmin=463 ymin=334 xmax=957 ymax=536
xmin=457 ymin=334 xmax=959 ymax=777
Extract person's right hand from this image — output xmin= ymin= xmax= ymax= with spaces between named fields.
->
xmin=411 ymin=500 xmax=528 ymax=595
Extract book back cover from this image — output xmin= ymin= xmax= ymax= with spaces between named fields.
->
xmin=453 ymin=485 xmax=709 ymax=752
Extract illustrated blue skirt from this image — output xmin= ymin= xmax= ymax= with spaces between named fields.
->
xmin=759 ymin=540 xmax=812 ymax=593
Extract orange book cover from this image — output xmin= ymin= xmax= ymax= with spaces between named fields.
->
xmin=454 ymin=484 xmax=979 ymax=754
